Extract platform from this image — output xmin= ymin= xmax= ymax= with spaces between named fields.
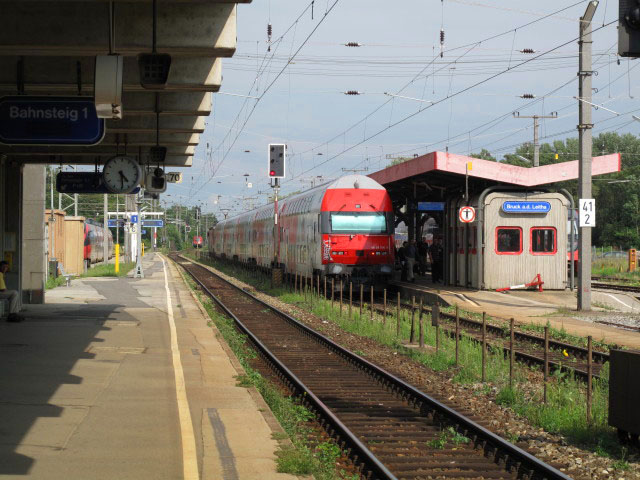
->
xmin=393 ymin=274 xmax=640 ymax=349
xmin=0 ymin=252 xmax=295 ymax=479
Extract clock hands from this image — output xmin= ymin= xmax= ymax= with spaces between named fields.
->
xmin=118 ymin=170 xmax=129 ymax=189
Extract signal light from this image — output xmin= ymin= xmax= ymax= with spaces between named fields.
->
xmin=270 ymin=170 xmax=276 ymax=176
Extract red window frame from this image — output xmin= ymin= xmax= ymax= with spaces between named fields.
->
xmin=530 ymin=227 xmax=557 ymax=255
xmin=495 ymin=227 xmax=522 ymax=255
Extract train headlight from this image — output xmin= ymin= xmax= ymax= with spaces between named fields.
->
xmin=330 ymin=264 xmax=344 ymax=274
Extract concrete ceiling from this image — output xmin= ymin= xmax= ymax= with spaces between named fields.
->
xmin=0 ymin=0 xmax=252 ymax=167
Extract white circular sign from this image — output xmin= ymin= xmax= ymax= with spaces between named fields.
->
xmin=459 ymin=206 xmax=476 ymax=223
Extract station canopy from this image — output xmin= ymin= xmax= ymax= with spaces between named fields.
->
xmin=0 ymin=0 xmax=252 ymax=167
xmin=369 ymin=151 xmax=621 ymax=205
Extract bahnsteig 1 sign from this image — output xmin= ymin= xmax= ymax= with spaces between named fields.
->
xmin=0 ymin=96 xmax=105 ymax=146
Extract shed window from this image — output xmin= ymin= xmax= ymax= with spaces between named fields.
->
xmin=531 ymin=227 xmax=556 ymax=254
xmin=496 ymin=227 xmax=522 ymax=254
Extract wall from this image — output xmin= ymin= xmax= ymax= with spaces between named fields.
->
xmin=63 ymin=217 xmax=85 ymax=275
xmin=22 ymin=165 xmax=46 ymax=304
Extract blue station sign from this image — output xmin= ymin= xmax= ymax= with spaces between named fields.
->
xmin=142 ymin=219 xmax=164 ymax=228
xmin=0 ymin=96 xmax=105 ymax=145
xmin=417 ymin=202 xmax=445 ymax=211
xmin=502 ymin=201 xmax=551 ymax=214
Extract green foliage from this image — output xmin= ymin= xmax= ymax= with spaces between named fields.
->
xmin=45 ymin=275 xmax=68 ymax=290
xmin=469 ymin=149 xmax=496 ymax=161
xmin=80 ymin=261 xmax=136 ymax=278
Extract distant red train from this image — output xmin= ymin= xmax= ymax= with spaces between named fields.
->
xmin=208 ymin=175 xmax=395 ymax=287
xmin=193 ymin=236 xmax=204 ymax=249
xmin=83 ymin=222 xmax=114 ymax=269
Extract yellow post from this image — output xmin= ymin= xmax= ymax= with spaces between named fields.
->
xmin=115 ymin=244 xmax=120 ymax=274
xmin=142 ymin=242 xmax=145 ymax=257
xmin=629 ymin=249 xmax=637 ymax=272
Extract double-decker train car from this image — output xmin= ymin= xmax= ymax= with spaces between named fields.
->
xmin=208 ymin=175 xmax=395 ymax=287
xmin=83 ymin=221 xmax=114 ymax=268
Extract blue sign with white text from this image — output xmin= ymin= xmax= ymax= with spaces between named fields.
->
xmin=417 ymin=202 xmax=445 ymax=211
xmin=502 ymin=201 xmax=551 ymax=214
xmin=131 ymin=215 xmax=139 ymax=224
xmin=0 ymin=96 xmax=105 ymax=145
xmin=108 ymin=219 xmax=125 ymax=228
xmin=142 ymin=219 xmax=164 ymax=228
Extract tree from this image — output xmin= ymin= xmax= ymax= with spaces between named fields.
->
xmin=469 ymin=149 xmax=496 ymax=161
xmin=386 ymin=156 xmax=415 ymax=167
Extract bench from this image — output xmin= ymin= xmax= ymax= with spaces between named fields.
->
xmin=58 ymin=264 xmax=74 ymax=287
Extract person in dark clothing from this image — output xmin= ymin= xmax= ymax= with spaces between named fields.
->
xmin=398 ymin=242 xmax=407 ymax=281
xmin=405 ymin=241 xmax=417 ymax=282
xmin=417 ymin=240 xmax=429 ymax=275
xmin=430 ymin=237 xmax=444 ymax=283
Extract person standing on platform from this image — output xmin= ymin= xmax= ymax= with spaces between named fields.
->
xmin=0 ymin=261 xmax=20 ymax=321
xmin=430 ymin=237 xmax=444 ymax=284
xmin=405 ymin=240 xmax=417 ymax=283
xmin=398 ymin=241 xmax=407 ymax=281
xmin=417 ymin=239 xmax=429 ymax=276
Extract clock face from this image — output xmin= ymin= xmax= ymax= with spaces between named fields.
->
xmin=102 ymin=156 xmax=142 ymax=194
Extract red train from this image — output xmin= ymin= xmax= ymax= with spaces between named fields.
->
xmin=208 ymin=175 xmax=395 ymax=286
xmin=193 ymin=236 xmax=204 ymax=249
xmin=83 ymin=222 xmax=114 ymax=269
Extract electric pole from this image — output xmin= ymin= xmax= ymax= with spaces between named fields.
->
xmin=513 ymin=112 xmax=558 ymax=167
xmin=577 ymin=1 xmax=598 ymax=311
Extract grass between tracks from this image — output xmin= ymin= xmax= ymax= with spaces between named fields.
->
xmin=177 ymin=262 xmax=357 ymax=480
xmin=183 ymin=253 xmax=633 ymax=468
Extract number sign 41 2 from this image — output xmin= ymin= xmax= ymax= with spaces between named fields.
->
xmin=579 ymin=199 xmax=596 ymax=227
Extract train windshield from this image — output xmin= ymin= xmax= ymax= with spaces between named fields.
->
xmin=330 ymin=212 xmax=389 ymax=234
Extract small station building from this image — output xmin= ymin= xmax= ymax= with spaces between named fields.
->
xmin=369 ymin=151 xmax=621 ymax=290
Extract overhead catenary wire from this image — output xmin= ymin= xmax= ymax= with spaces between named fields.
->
xmin=288 ymin=0 xmax=598 ymax=164
xmin=187 ymin=0 xmax=342 ymax=202
xmin=293 ymin=20 xmax=618 ymax=180
xmin=325 ymin=39 xmax=621 ymax=174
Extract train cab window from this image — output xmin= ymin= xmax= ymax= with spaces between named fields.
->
xmin=330 ymin=212 xmax=389 ymax=234
xmin=531 ymin=227 xmax=556 ymax=254
xmin=495 ymin=227 xmax=522 ymax=254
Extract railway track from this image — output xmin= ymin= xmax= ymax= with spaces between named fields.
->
xmin=591 ymin=281 xmax=640 ymax=294
xmin=317 ymin=284 xmax=606 ymax=380
xmin=172 ymin=254 xmax=571 ymax=480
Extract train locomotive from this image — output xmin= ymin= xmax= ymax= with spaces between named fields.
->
xmin=208 ymin=175 xmax=395 ymax=287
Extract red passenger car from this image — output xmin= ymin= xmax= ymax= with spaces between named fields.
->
xmin=208 ymin=175 xmax=395 ymax=287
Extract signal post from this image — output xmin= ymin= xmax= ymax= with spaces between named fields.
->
xmin=269 ymin=144 xmax=286 ymax=286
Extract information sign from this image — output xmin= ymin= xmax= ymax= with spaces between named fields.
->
xmin=166 ymin=172 xmax=183 ymax=183
xmin=130 ymin=215 xmax=139 ymax=224
xmin=142 ymin=219 xmax=164 ymax=228
xmin=417 ymin=202 xmax=445 ymax=211
xmin=0 ymin=96 xmax=105 ymax=145
xmin=502 ymin=201 xmax=551 ymax=214
xmin=458 ymin=206 xmax=476 ymax=223
xmin=56 ymin=172 xmax=140 ymax=194
xmin=579 ymin=199 xmax=596 ymax=227
xmin=107 ymin=219 xmax=125 ymax=228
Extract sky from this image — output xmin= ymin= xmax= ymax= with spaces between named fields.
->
xmin=167 ymin=0 xmax=635 ymax=217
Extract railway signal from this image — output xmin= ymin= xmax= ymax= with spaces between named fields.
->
xmin=619 ymin=0 xmax=640 ymax=57
xmin=268 ymin=144 xmax=286 ymax=178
